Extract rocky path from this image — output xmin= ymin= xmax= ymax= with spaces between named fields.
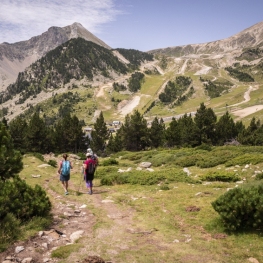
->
xmin=0 ymin=168 xmax=146 ymax=263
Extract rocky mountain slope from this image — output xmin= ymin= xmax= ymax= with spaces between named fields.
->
xmin=149 ymin=21 xmax=263 ymax=57
xmin=0 ymin=22 xmax=111 ymax=91
xmin=1 ymin=21 xmax=263 ymax=126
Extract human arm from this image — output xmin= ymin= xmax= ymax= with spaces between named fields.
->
xmin=83 ymin=160 xmax=88 ymax=174
xmin=58 ymin=161 xmax=62 ymax=174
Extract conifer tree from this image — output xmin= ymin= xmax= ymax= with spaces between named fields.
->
xmin=106 ymin=132 xmax=123 ymax=153
xmin=122 ymin=110 xmax=149 ymax=151
xmin=177 ymin=114 xmax=199 ymax=147
xmin=67 ymin=115 xmax=85 ymax=153
xmin=215 ymin=111 xmax=237 ymax=145
xmin=165 ymin=118 xmax=181 ymax=147
xmin=53 ymin=119 xmax=66 ymax=152
xmin=25 ymin=112 xmax=49 ymax=153
xmin=91 ymin=112 xmax=109 ymax=153
xmin=0 ymin=122 xmax=23 ymax=181
xmin=238 ymin=117 xmax=261 ymax=145
xmin=8 ymin=116 xmax=28 ymax=153
xmin=53 ymin=113 xmax=85 ymax=153
xmin=149 ymin=117 xmax=165 ymax=148
xmin=194 ymin=102 xmax=217 ymax=145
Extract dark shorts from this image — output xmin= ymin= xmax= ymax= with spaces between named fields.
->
xmin=60 ymin=174 xmax=70 ymax=182
xmin=85 ymin=173 xmax=94 ymax=182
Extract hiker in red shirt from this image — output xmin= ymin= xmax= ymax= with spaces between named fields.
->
xmin=83 ymin=152 xmax=96 ymax=195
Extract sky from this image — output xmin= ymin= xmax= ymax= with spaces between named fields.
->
xmin=0 ymin=0 xmax=263 ymax=51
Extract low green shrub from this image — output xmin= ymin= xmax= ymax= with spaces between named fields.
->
xmin=212 ymin=183 xmax=263 ymax=230
xmin=101 ymin=158 xmax=119 ymax=166
xmin=255 ymin=173 xmax=263 ymax=180
xmin=100 ymin=168 xmax=200 ymax=186
xmin=196 ymin=150 xmax=238 ymax=168
xmin=100 ymin=173 xmax=129 ymax=185
xmin=23 ymin=216 xmax=52 ymax=232
xmin=30 ymin=152 xmax=44 ymax=162
xmin=202 ymin=171 xmax=240 ymax=182
xmin=95 ymin=166 xmax=118 ymax=178
xmin=51 ymin=244 xmax=82 ymax=259
xmin=127 ymin=171 xmax=165 ymax=185
xmin=120 ymin=152 xmax=144 ymax=161
xmin=195 ymin=143 xmax=212 ymax=151
xmin=174 ymin=155 xmax=202 ymax=167
xmin=163 ymin=168 xmax=201 ymax=184
xmin=225 ymin=154 xmax=263 ymax=167
xmin=197 ymin=156 xmax=226 ymax=168
xmin=160 ymin=185 xmax=170 ymax=190
xmin=0 ymin=213 xmax=21 ymax=252
xmin=100 ymin=171 xmax=164 ymax=186
xmin=0 ymin=177 xmax=52 ymax=221
xmin=150 ymin=153 xmax=176 ymax=167
xmin=77 ymin=152 xmax=86 ymax=160
xmin=48 ymin=159 xmax=57 ymax=167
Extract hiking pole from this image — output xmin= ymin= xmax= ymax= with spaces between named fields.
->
xmin=76 ymin=171 xmax=83 ymax=196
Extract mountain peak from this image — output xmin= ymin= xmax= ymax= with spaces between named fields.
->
xmin=71 ymin=22 xmax=85 ymax=29
xmin=0 ymin=23 xmax=111 ymax=91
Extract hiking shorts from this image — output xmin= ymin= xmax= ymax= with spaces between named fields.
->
xmin=85 ymin=173 xmax=94 ymax=181
xmin=60 ymin=173 xmax=70 ymax=182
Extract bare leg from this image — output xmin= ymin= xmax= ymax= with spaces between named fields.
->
xmin=65 ymin=181 xmax=69 ymax=192
xmin=61 ymin=181 xmax=68 ymax=194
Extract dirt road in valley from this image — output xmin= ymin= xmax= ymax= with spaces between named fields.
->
xmin=118 ymin=95 xmax=141 ymax=116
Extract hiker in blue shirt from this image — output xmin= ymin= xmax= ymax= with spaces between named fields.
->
xmin=58 ymin=153 xmax=73 ymax=195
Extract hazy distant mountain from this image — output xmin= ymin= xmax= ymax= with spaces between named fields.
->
xmin=149 ymin=21 xmax=263 ymax=56
xmin=0 ymin=22 xmax=111 ymax=91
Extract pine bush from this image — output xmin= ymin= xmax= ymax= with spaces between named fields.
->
xmin=212 ymin=183 xmax=263 ymax=230
xmin=202 ymin=171 xmax=240 ymax=182
xmin=225 ymin=154 xmax=263 ymax=167
xmin=255 ymin=173 xmax=263 ymax=180
xmin=0 ymin=177 xmax=51 ymax=221
xmin=48 ymin=159 xmax=57 ymax=167
xmin=101 ymin=158 xmax=119 ymax=166
xmin=0 ymin=213 xmax=21 ymax=252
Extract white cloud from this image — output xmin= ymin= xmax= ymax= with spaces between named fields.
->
xmin=0 ymin=0 xmax=120 ymax=43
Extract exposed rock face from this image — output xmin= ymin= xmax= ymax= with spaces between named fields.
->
xmin=0 ymin=22 xmax=111 ymax=91
xmin=149 ymin=21 xmax=263 ymax=56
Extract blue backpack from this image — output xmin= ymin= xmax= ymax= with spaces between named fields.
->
xmin=61 ymin=160 xmax=70 ymax=176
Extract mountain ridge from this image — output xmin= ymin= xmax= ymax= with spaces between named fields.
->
xmin=149 ymin=21 xmax=263 ymax=56
xmin=0 ymin=22 xmax=111 ymax=91
xmin=1 ymin=21 xmax=263 ymax=127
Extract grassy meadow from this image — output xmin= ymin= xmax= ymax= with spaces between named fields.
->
xmin=16 ymin=146 xmax=263 ymax=263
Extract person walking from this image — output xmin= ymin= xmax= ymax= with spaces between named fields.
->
xmin=58 ymin=153 xmax=73 ymax=195
xmin=83 ymin=152 xmax=96 ymax=195
xmin=86 ymin=148 xmax=99 ymax=168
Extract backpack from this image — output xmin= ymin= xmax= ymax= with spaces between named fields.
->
xmin=61 ymin=160 xmax=70 ymax=176
xmin=91 ymin=154 xmax=98 ymax=167
xmin=86 ymin=161 xmax=95 ymax=175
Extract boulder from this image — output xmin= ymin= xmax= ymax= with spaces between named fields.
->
xmin=139 ymin=162 xmax=152 ymax=168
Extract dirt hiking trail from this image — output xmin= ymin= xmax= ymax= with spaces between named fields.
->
xmin=0 ymin=158 xmax=166 ymax=263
